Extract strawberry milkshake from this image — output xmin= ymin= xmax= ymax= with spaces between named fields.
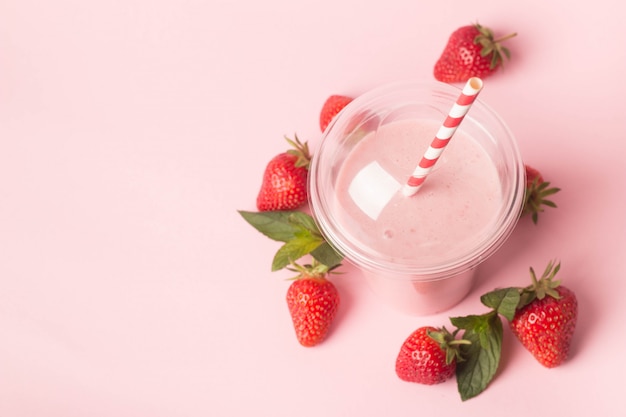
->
xmin=309 ymin=81 xmax=525 ymax=315
xmin=334 ymin=118 xmax=501 ymax=263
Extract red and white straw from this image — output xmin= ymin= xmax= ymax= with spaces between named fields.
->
xmin=402 ymin=77 xmax=484 ymax=197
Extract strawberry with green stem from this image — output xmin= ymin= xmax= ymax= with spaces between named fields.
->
xmin=286 ymin=261 xmax=340 ymax=347
xmin=395 ymin=326 xmax=469 ymax=385
xmin=393 ymin=288 xmax=518 ymax=399
xmin=434 ymin=23 xmax=517 ymax=83
xmin=523 ymin=164 xmax=561 ymax=224
xmin=239 ymin=210 xmax=344 ymax=346
xmin=455 ymin=261 xmax=577 ymax=399
xmin=508 ymin=260 xmax=578 ymax=368
xmin=256 ymin=135 xmax=311 ymax=212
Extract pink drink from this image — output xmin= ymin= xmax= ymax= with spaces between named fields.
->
xmin=309 ymin=81 xmax=525 ymax=315
xmin=334 ymin=119 xmax=501 ymax=265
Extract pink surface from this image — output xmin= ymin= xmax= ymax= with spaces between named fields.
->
xmin=1 ymin=1 xmax=624 ymax=416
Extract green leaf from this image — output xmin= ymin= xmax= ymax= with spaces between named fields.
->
xmin=238 ymin=210 xmax=300 ymax=242
xmin=543 ymin=187 xmax=561 ymax=196
xmin=480 ymin=287 xmax=521 ymax=322
xmin=240 ymin=209 xmax=343 ymax=271
xmin=310 ymin=241 xmax=343 ymax=269
xmin=287 ymin=211 xmax=320 ymax=234
xmin=450 ymin=312 xmax=503 ymax=401
xmin=449 ymin=314 xmax=483 ymax=331
xmin=271 ymin=234 xmax=324 ymax=271
xmin=480 ymin=45 xmax=494 ymax=57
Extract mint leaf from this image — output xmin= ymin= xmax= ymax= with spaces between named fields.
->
xmin=240 ymin=209 xmax=344 ymax=271
xmin=480 ymin=287 xmax=521 ymax=322
xmin=450 ymin=312 xmax=503 ymax=401
xmin=238 ymin=210 xmax=299 ymax=242
xmin=310 ymin=241 xmax=343 ymax=269
xmin=272 ymin=234 xmax=324 ymax=271
xmin=287 ymin=211 xmax=320 ymax=234
xmin=449 ymin=314 xmax=479 ymax=331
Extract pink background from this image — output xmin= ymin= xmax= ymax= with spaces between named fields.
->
xmin=1 ymin=0 xmax=624 ymax=415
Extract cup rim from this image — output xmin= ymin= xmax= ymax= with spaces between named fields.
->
xmin=308 ymin=80 xmax=525 ymax=281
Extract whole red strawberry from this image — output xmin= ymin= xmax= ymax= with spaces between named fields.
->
xmin=286 ymin=263 xmax=340 ymax=347
xmin=320 ymin=95 xmax=353 ymax=132
xmin=395 ymin=326 xmax=465 ymax=385
xmin=523 ymin=164 xmax=561 ymax=224
xmin=256 ymin=135 xmax=311 ymax=211
xmin=510 ymin=261 xmax=578 ymax=368
xmin=434 ymin=23 xmax=516 ymax=83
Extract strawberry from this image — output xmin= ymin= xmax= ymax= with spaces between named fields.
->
xmin=239 ymin=210 xmax=344 ymax=346
xmin=509 ymin=261 xmax=578 ymax=368
xmin=395 ymin=326 xmax=466 ymax=385
xmin=256 ymin=135 xmax=311 ymax=211
xmin=523 ymin=164 xmax=561 ymax=224
xmin=434 ymin=23 xmax=516 ymax=83
xmin=286 ymin=262 xmax=340 ymax=347
xmin=320 ymin=95 xmax=353 ymax=132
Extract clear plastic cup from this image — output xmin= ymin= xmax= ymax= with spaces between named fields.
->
xmin=308 ymin=80 xmax=525 ymax=315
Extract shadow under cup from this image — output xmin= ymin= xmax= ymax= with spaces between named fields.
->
xmin=308 ymin=81 xmax=525 ymax=315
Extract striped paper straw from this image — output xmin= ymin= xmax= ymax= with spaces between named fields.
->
xmin=401 ymin=77 xmax=484 ymax=197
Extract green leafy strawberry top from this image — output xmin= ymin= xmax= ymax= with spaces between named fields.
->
xmin=285 ymin=135 xmax=311 ymax=170
xmin=473 ymin=23 xmax=517 ymax=70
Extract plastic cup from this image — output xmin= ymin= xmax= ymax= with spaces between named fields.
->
xmin=308 ymin=80 xmax=525 ymax=315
